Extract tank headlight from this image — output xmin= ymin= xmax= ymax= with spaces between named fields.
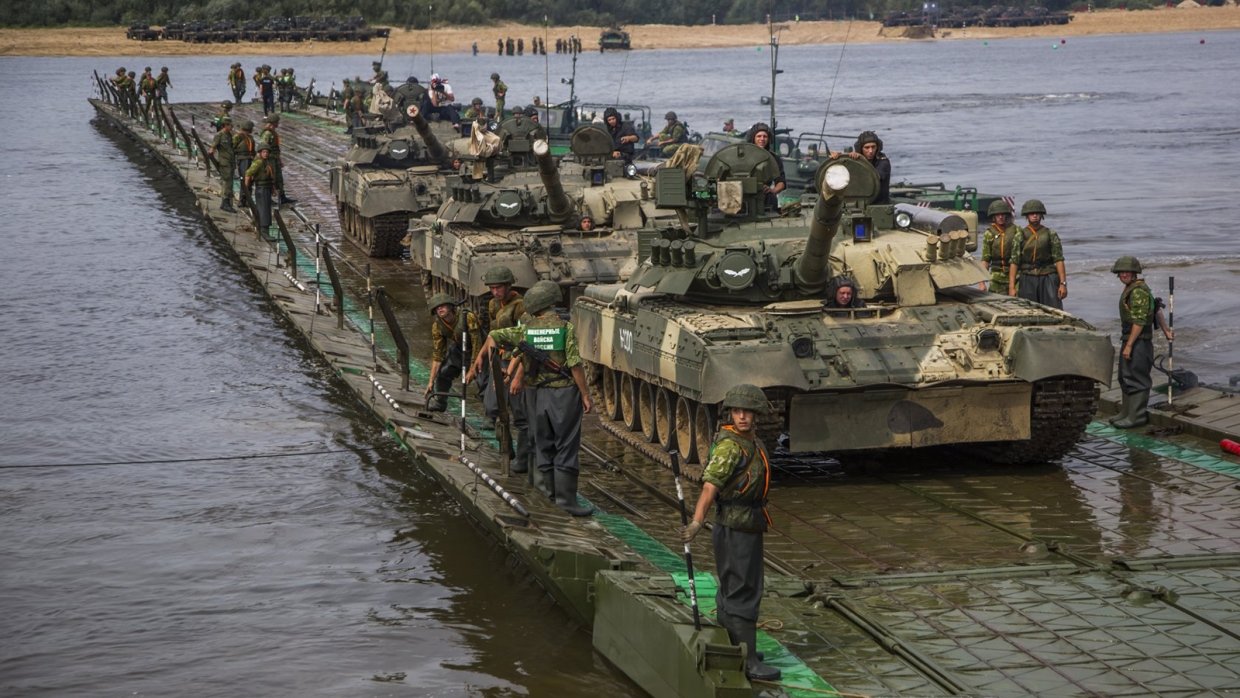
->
xmin=895 ymin=211 xmax=913 ymax=229
xmin=624 ymin=163 xmax=638 ymax=178
xmin=791 ymin=336 xmax=815 ymax=358
xmin=976 ymin=329 xmax=1001 ymax=352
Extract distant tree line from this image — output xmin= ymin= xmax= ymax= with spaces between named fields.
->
xmin=9 ymin=0 xmax=1154 ymax=29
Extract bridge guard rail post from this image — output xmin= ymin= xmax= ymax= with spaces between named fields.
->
xmin=321 ymin=245 xmax=345 ymax=329
xmin=372 ymin=287 xmax=411 ymax=391
xmin=273 ymin=210 xmax=296 ymax=275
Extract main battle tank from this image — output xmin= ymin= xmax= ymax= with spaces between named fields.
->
xmin=408 ymin=118 xmax=676 ymax=311
xmin=572 ymin=144 xmax=1114 ymax=467
xmin=329 ymin=105 xmax=454 ymax=257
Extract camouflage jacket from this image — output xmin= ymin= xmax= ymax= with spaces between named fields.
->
xmin=244 ymin=156 xmax=277 ymax=185
xmin=1008 ymin=224 xmax=1064 ymax=272
xmin=211 ymin=129 xmax=235 ymax=163
xmin=488 ymin=312 xmax=579 ymax=389
xmin=1120 ymin=279 xmax=1154 ymax=334
xmin=981 ymin=222 xmax=1018 ymax=270
xmin=431 ymin=310 xmax=482 ymax=367
xmin=701 ymin=425 xmax=771 ymax=533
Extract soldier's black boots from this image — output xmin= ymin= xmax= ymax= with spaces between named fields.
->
xmin=718 ymin=610 xmax=781 ymax=682
xmin=510 ymin=430 xmax=529 ymax=473
xmin=220 ymin=200 xmax=236 ymax=212
xmin=280 ymin=194 xmax=298 ymax=206
xmin=1110 ymin=391 xmax=1150 ymax=429
xmin=554 ymin=471 xmax=593 ymax=517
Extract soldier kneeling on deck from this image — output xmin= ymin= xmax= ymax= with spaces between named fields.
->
xmin=425 ymin=294 xmax=482 ymax=413
xmin=682 ymin=384 xmax=782 ymax=682
xmin=470 ymin=281 xmax=593 ymax=516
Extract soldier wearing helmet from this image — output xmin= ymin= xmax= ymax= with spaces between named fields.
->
xmin=156 ymin=66 xmax=172 ymax=102
xmin=491 ymin=73 xmax=507 ymax=120
xmin=243 ymin=141 xmax=277 ymax=233
xmin=1109 ymin=256 xmax=1167 ymax=429
xmin=1007 ymin=199 xmax=1066 ymax=308
xmin=832 ymin=131 xmax=891 ymax=204
xmin=424 ymin=293 xmax=483 ymax=413
xmin=207 ymin=117 xmax=236 ymax=213
xmin=980 ymin=199 xmax=1018 ymax=293
xmin=462 ymin=97 xmax=487 ymax=122
xmin=232 ymin=120 xmax=256 ymax=208
xmin=647 ymin=110 xmax=688 ymax=157
xmin=604 ymin=107 xmax=639 ymax=163
xmin=469 ymin=280 xmax=594 ymax=516
xmin=228 ymin=63 xmax=246 ymax=105
xmin=747 ymin=122 xmax=786 ymax=209
xmin=464 ymin=266 xmax=531 ymax=470
xmin=681 ymin=383 xmax=782 ymax=683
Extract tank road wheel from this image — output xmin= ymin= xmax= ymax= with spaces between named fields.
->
xmin=602 ymin=367 xmax=621 ymax=420
xmin=655 ymin=387 xmax=677 ymax=451
xmin=675 ymin=396 xmax=697 ymax=463
xmin=639 ymin=380 xmax=658 ymax=443
xmin=693 ymin=402 xmax=717 ymax=466
xmin=620 ymin=373 xmax=641 ymax=432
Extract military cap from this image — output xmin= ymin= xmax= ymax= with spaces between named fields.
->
xmin=721 ymin=384 xmax=770 ymax=415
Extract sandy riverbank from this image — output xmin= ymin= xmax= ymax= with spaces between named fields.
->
xmin=2 ymin=6 xmax=1239 ymax=56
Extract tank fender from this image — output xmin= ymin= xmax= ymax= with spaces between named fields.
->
xmin=1007 ymin=327 xmax=1114 ymax=386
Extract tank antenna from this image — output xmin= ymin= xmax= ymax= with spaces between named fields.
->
xmin=614 ymin=49 xmax=630 ymax=104
xmin=819 ymin=19 xmax=853 ymax=136
xmin=543 ymin=15 xmax=551 ymax=116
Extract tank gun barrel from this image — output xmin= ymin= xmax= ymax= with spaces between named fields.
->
xmin=406 ymin=105 xmax=447 ymax=163
xmin=533 ymin=139 xmax=573 ymax=223
xmin=794 ymin=162 xmax=849 ymax=290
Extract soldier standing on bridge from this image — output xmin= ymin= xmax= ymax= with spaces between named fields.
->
xmin=138 ymin=67 xmax=158 ymax=118
xmin=208 ymin=117 xmax=236 ymax=212
xmin=465 ymin=267 xmax=530 ymax=472
xmin=232 ymin=120 xmax=256 ymax=209
xmin=1109 ymin=256 xmax=1171 ymax=429
xmin=257 ymin=67 xmax=276 ymax=116
xmin=156 ymin=66 xmax=172 ymax=103
xmin=470 ymin=281 xmax=593 ymax=516
xmin=425 ymin=295 xmax=483 ymax=413
xmin=228 ymin=63 xmax=246 ymax=105
xmin=243 ymin=142 xmax=276 ymax=233
xmin=681 ymin=384 xmax=782 ymax=682
xmin=1007 ymin=199 xmax=1066 ymax=309
xmin=980 ymin=200 xmax=1018 ymax=293
xmin=258 ymin=115 xmax=294 ymax=205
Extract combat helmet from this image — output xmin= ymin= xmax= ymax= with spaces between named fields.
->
xmin=482 ymin=266 xmax=516 ymax=286
xmin=1021 ymin=199 xmax=1047 ymax=216
xmin=1111 ymin=256 xmax=1143 ymax=274
xmin=523 ymin=280 xmax=561 ymax=315
xmin=490 ymin=72 xmax=500 ymax=80
xmin=854 ymin=130 xmax=883 ymax=153
xmin=664 ymin=111 xmax=678 ymax=121
xmin=240 ymin=119 xmax=254 ymax=131
xmin=987 ymin=199 xmax=1014 ymax=217
xmin=524 ymin=105 xmax=539 ymax=117
xmin=471 ymin=97 xmax=484 ymax=107
xmin=426 ymin=293 xmax=456 ymax=315
xmin=720 ymin=384 xmax=770 ymax=415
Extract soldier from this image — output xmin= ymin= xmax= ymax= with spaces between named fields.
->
xmin=826 ymin=276 xmax=865 ymax=308
xmin=1007 ymin=199 xmax=1066 ymax=309
xmin=517 ymin=37 xmax=524 ymax=55
xmin=228 ymin=63 xmax=246 ymax=104
xmin=212 ymin=101 xmax=233 ymax=131
xmin=138 ymin=67 xmax=158 ymax=118
xmin=243 ymin=142 xmax=276 ymax=233
xmin=425 ymin=294 xmax=482 ymax=413
xmin=233 ymin=120 xmax=256 ymax=208
xmin=276 ymin=68 xmax=294 ymax=112
xmin=833 ymin=131 xmax=891 ymax=204
xmin=465 ymin=267 xmax=530 ymax=471
xmin=462 ymin=97 xmax=486 ymax=122
xmin=208 ymin=117 xmax=236 ymax=212
xmin=370 ymin=60 xmax=389 ymax=89
xmin=647 ymin=111 xmax=688 ymax=157
xmin=348 ymin=78 xmax=366 ymax=132
xmin=156 ymin=66 xmax=172 ymax=102
xmin=258 ymin=115 xmax=295 ymax=205
xmin=747 ymin=122 xmax=786 ymax=209
xmin=722 ymin=118 xmax=740 ymax=136
xmin=506 ymin=37 xmax=515 ymax=56
xmin=604 ymin=107 xmax=639 ymax=164
xmin=258 ymin=67 xmax=276 ymax=116
xmin=1110 ymin=256 xmax=1161 ymax=429
xmin=491 ymin=72 xmax=507 ymax=120
xmin=980 ymin=200 xmax=1018 ymax=293
xmin=470 ymin=281 xmax=593 ymax=515
xmin=680 ymin=384 xmax=782 ymax=682
xmin=497 ymin=37 xmax=503 ymax=56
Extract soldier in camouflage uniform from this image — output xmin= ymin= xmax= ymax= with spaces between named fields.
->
xmin=1007 ymin=199 xmax=1066 ymax=309
xmin=491 ymin=72 xmax=507 ymax=120
xmin=1110 ymin=256 xmax=1156 ymax=429
xmin=138 ymin=67 xmax=158 ymax=118
xmin=258 ymin=115 xmax=295 ymax=205
xmin=155 ymin=66 xmax=172 ymax=102
xmin=980 ymin=199 xmax=1018 ymax=293
xmin=228 ymin=63 xmax=246 ymax=104
xmin=243 ymin=142 xmax=276 ymax=233
xmin=465 ymin=267 xmax=531 ymax=472
xmin=207 ymin=117 xmax=236 ymax=212
xmin=681 ymin=384 xmax=781 ymax=682
xmin=472 ymin=281 xmax=593 ymax=515
xmin=232 ymin=120 xmax=256 ymax=208
xmin=647 ymin=111 xmax=687 ymax=157
xmin=425 ymin=294 xmax=483 ymax=413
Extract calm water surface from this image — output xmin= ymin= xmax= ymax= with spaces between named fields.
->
xmin=1 ymin=30 xmax=1238 ymax=695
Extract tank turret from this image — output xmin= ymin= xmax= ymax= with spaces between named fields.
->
xmin=407 ymin=105 xmax=447 ymax=164
xmin=572 ymin=144 xmax=1114 ymax=468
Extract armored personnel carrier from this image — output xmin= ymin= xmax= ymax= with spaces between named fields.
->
xmin=329 ymin=105 xmax=454 ymax=257
xmin=408 ymin=118 xmax=676 ymax=311
xmin=572 ymin=144 xmax=1113 ymax=467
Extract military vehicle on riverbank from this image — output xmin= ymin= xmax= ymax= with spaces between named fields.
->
xmin=408 ymin=119 xmax=676 ymax=312
xmin=329 ymin=105 xmax=454 ymax=257
xmin=599 ymin=26 xmax=631 ymax=51
xmin=572 ymin=145 xmax=1113 ymax=467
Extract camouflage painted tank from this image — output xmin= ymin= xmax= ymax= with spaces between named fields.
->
xmin=329 ymin=105 xmax=454 ymax=257
xmin=408 ymin=118 xmax=676 ymax=312
xmin=571 ymin=144 xmax=1114 ymax=466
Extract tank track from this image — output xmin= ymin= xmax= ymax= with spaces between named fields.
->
xmin=338 ymin=204 xmax=408 ymax=258
xmin=965 ymin=376 xmax=1099 ymax=464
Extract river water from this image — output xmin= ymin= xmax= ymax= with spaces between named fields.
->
xmin=1 ymin=30 xmax=1238 ymax=696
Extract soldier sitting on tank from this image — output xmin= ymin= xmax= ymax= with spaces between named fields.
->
xmin=981 ymin=200 xmax=1018 ymax=293
xmin=420 ymin=74 xmax=458 ymax=123
xmin=747 ymin=122 xmax=787 ymax=210
xmin=647 ymin=111 xmax=688 ymax=157
xmin=1007 ymin=199 xmax=1066 ymax=309
xmin=425 ymin=294 xmax=482 ymax=413
xmin=825 ymin=276 xmax=865 ymax=308
xmin=524 ymin=106 xmax=548 ymax=140
xmin=832 ymin=131 xmax=891 ymax=204
xmin=604 ymin=107 xmax=639 ymax=163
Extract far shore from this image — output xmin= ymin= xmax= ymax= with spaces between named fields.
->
xmin=2 ymin=7 xmax=1239 ymax=56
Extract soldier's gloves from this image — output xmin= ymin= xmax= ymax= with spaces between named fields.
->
xmin=680 ymin=520 xmax=703 ymax=543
